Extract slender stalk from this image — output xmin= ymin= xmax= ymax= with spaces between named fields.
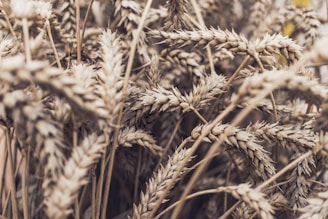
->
xmin=78 ymin=185 xmax=88 ymax=212
xmin=1 ymin=8 xmax=17 ymax=40
xmin=218 ymin=201 xmax=241 ymax=219
xmin=269 ymin=92 xmax=278 ymax=122
xmin=185 ymin=13 xmax=200 ymax=28
xmin=3 ymin=149 xmax=23 ymax=218
xmin=326 ymin=0 xmax=328 ymax=21
xmin=22 ymin=18 xmax=31 ymax=62
xmin=5 ymin=128 xmax=18 ymax=219
xmin=206 ymin=55 xmax=251 ymax=120
xmin=95 ymin=155 xmax=106 ymax=218
xmin=3 ymin=190 xmax=11 ymax=217
xmin=74 ymin=198 xmax=80 ymax=219
xmin=75 ymin=0 xmax=81 ymax=63
xmin=154 ymin=189 xmax=218 ymax=219
xmin=223 ymin=55 xmax=251 ymax=91
xmin=133 ymin=148 xmax=142 ymax=204
xmin=190 ymin=0 xmax=215 ymax=74
xmin=224 ymin=164 xmax=231 ymax=212
xmin=226 ymin=150 xmax=243 ymax=182
xmin=155 ymin=118 xmax=183 ymax=170
xmin=22 ymin=146 xmax=30 ymax=219
xmin=81 ymin=0 xmax=94 ymax=45
xmin=92 ymin=170 xmax=96 ymax=219
xmin=191 ymin=107 xmax=207 ymax=124
xmin=175 ymin=138 xmax=190 ymax=155
xmin=100 ymin=1 xmax=153 ymax=218
xmin=46 ymin=20 xmax=62 ymax=69
xmin=73 ymin=120 xmax=79 ymax=219
xmin=0 ymin=130 xmax=8 ymax=213
xmin=269 ymin=92 xmax=278 ymax=162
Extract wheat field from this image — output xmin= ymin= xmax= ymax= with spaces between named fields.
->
xmin=0 ymin=0 xmax=328 ymax=218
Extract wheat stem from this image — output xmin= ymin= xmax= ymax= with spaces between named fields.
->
xmin=1 ymin=9 xmax=16 ymax=40
xmin=92 ymin=172 xmax=96 ymax=219
xmin=81 ymin=0 xmax=94 ymax=47
xmin=224 ymin=164 xmax=231 ymax=212
xmin=75 ymin=0 xmax=81 ymax=63
xmin=269 ymin=92 xmax=278 ymax=122
xmin=206 ymin=55 xmax=251 ymax=120
xmin=46 ymin=20 xmax=62 ymax=69
xmin=5 ymin=128 xmax=18 ymax=219
xmin=192 ymin=107 xmax=207 ymax=124
xmin=0 ymin=142 xmax=7 ymax=214
xmin=95 ymin=156 xmax=105 ymax=218
xmin=326 ymin=0 xmax=328 ymax=21
xmin=155 ymin=117 xmax=183 ymax=170
xmin=155 ymin=189 xmax=218 ymax=219
xmin=218 ymin=201 xmax=241 ymax=219
xmin=78 ymin=185 xmax=88 ymax=214
xmin=133 ymin=147 xmax=142 ymax=204
xmin=22 ymin=18 xmax=31 ymax=62
xmin=22 ymin=146 xmax=30 ymax=219
xmin=74 ymin=198 xmax=80 ymax=219
xmin=190 ymin=0 xmax=215 ymax=74
xmin=0 ymin=133 xmax=6 ymax=211
xmin=223 ymin=55 xmax=252 ymax=91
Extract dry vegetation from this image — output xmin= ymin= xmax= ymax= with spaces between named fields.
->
xmin=1 ymin=0 xmax=328 ymax=218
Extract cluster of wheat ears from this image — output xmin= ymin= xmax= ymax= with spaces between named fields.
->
xmin=1 ymin=0 xmax=328 ymax=218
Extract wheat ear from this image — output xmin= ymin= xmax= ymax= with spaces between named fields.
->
xmin=235 ymin=69 xmax=328 ymax=107
xmin=132 ymin=148 xmax=193 ymax=219
xmin=44 ymin=133 xmax=107 ymax=219
xmin=0 ymin=55 xmax=109 ymax=119
xmin=163 ymin=0 xmax=193 ymax=31
xmin=298 ymin=191 xmax=328 ymax=219
xmin=191 ymin=123 xmax=276 ymax=179
xmin=249 ymin=122 xmax=316 ymax=152
xmin=219 ymin=184 xmax=274 ymax=219
xmin=118 ymin=127 xmax=163 ymax=156
xmin=125 ymin=73 xmax=225 ymax=125
xmin=151 ymin=29 xmax=302 ymax=64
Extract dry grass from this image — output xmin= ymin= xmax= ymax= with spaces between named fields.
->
xmin=1 ymin=0 xmax=328 ymax=218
